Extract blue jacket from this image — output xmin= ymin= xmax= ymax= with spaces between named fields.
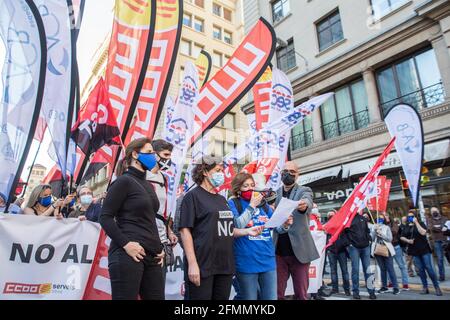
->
xmin=228 ymin=197 xmax=276 ymax=273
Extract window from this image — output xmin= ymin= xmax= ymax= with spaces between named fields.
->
xmin=276 ymin=38 xmax=296 ymax=72
xmin=195 ymin=0 xmax=204 ymax=8
xmin=194 ymin=17 xmax=204 ymax=32
xmin=213 ymin=51 xmax=223 ymax=67
xmin=223 ymin=8 xmax=232 ymax=22
xmin=320 ymin=79 xmax=369 ymax=140
xmin=223 ymin=55 xmax=230 ymax=65
xmin=224 ymin=30 xmax=232 ymax=45
xmin=179 ymin=67 xmax=184 ymax=85
xmin=272 ymin=0 xmax=290 ymax=24
xmin=220 ymin=113 xmax=235 ymax=129
xmin=291 ymin=114 xmax=313 ymax=150
xmin=183 ymin=13 xmax=192 ymax=27
xmin=376 ymin=48 xmax=444 ymax=115
xmin=316 ymin=9 xmax=344 ymax=52
xmin=213 ymin=25 xmax=222 ymax=40
xmin=180 ymin=39 xmax=191 ymax=56
xmin=213 ymin=3 xmax=221 ymax=16
xmin=214 ymin=140 xmax=223 ymax=156
xmin=193 ymin=43 xmax=204 ymax=59
xmin=371 ymin=0 xmax=408 ymax=20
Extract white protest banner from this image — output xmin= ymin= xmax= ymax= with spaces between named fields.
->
xmin=164 ymin=61 xmax=199 ymax=217
xmin=0 ymin=214 xmax=101 ymax=300
xmin=265 ymin=68 xmax=293 ymax=190
xmin=384 ymin=103 xmax=424 ymax=207
xmin=165 ymin=243 xmax=185 ymax=300
xmin=264 ymin=197 xmax=298 ymax=229
xmin=285 ymin=230 xmax=327 ymax=296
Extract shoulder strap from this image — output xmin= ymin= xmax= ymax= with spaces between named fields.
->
xmin=232 ymin=197 xmax=243 ymax=214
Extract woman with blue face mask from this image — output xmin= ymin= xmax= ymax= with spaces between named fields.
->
xmin=23 ymin=184 xmax=64 ymax=216
xmin=100 ymin=137 xmax=165 ymax=300
xmin=68 ymin=186 xmax=102 ymax=222
xmin=400 ymin=211 xmax=443 ymax=296
xmin=179 ymin=156 xmax=264 ymax=300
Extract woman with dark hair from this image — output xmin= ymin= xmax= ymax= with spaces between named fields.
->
xmin=400 ymin=210 xmax=442 ymax=296
xmin=179 ymin=156 xmax=263 ymax=300
xmin=228 ymin=172 xmax=278 ymax=300
xmin=100 ymin=137 xmax=165 ymax=300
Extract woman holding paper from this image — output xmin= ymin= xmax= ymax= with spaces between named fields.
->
xmin=228 ymin=173 xmax=291 ymax=300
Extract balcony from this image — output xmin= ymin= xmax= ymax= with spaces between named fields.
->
xmin=291 ymin=129 xmax=313 ymax=150
xmin=380 ymin=82 xmax=445 ymax=117
xmin=322 ymin=108 xmax=370 ymax=140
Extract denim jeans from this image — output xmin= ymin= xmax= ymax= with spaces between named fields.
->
xmin=328 ymin=251 xmax=350 ymax=292
xmin=236 ymin=270 xmax=277 ymax=300
xmin=434 ymin=240 xmax=445 ymax=279
xmin=348 ymin=245 xmax=375 ymax=294
xmin=232 ymin=276 xmax=242 ymax=300
xmin=375 ymin=255 xmax=399 ymax=289
xmin=393 ymin=245 xmax=409 ymax=286
xmin=413 ymin=253 xmax=440 ymax=289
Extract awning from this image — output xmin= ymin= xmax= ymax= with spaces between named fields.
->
xmin=298 ymin=165 xmax=342 ymax=186
xmin=342 ymin=139 xmax=450 ymax=177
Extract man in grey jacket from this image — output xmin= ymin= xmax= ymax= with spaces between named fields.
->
xmin=273 ymin=161 xmax=319 ymax=300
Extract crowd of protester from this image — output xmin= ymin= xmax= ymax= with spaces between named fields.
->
xmin=1 ymin=137 xmax=449 ymax=300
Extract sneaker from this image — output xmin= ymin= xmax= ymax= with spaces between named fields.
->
xmin=353 ymin=292 xmax=361 ymax=300
xmin=378 ymin=287 xmax=389 ymax=294
xmin=402 ymin=284 xmax=409 ymax=291
xmin=435 ymin=287 xmax=443 ymax=296
xmin=388 ymin=282 xmax=393 ymax=288
xmin=344 ymin=290 xmax=351 ymax=296
xmin=369 ymin=292 xmax=377 ymax=300
xmin=393 ymin=288 xmax=400 ymax=295
xmin=420 ymin=288 xmax=429 ymax=295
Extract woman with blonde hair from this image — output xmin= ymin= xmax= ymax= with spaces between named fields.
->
xmin=23 ymin=184 xmax=64 ymax=217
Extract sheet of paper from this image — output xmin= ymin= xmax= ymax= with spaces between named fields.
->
xmin=264 ymin=197 xmax=299 ymax=228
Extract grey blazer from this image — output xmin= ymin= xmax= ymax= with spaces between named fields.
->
xmin=273 ymin=184 xmax=320 ymax=264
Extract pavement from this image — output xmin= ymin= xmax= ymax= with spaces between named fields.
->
xmin=321 ymin=258 xmax=450 ymax=299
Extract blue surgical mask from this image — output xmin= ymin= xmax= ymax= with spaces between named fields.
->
xmin=137 ymin=152 xmax=157 ymax=171
xmin=39 ymin=195 xmax=52 ymax=207
xmin=377 ymin=218 xmax=385 ymax=224
xmin=209 ymin=172 xmax=225 ymax=188
xmin=407 ymin=216 xmax=414 ymax=223
xmin=80 ymin=195 xmax=93 ymax=206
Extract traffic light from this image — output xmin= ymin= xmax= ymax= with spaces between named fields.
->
xmin=399 ymin=171 xmax=411 ymax=199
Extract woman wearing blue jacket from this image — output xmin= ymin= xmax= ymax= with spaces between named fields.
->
xmin=228 ymin=173 xmax=287 ymax=300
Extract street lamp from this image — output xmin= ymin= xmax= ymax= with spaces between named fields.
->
xmin=276 ymin=37 xmax=309 ymax=71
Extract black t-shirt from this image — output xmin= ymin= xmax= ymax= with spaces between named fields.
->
xmin=179 ymin=186 xmax=235 ymax=278
xmin=276 ymin=187 xmax=295 ymax=257
xmin=401 ymin=221 xmax=432 ymax=256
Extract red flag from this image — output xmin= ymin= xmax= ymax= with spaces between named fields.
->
xmin=252 ymin=66 xmax=272 ymax=130
xmin=324 ymin=137 xmax=396 ymax=249
xmin=216 ymin=161 xmax=236 ymax=192
xmin=71 ymin=78 xmax=121 ymax=155
xmin=43 ymin=165 xmax=70 ymax=198
xmin=189 ymin=18 xmax=276 ymax=146
xmin=364 ymin=176 xmax=392 ymax=212
xmin=33 ymin=116 xmax=47 ymax=142
xmin=241 ymin=158 xmax=279 ymax=183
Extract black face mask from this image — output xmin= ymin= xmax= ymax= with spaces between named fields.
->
xmin=281 ymin=172 xmax=296 ymax=186
xmin=158 ymin=157 xmax=172 ymax=171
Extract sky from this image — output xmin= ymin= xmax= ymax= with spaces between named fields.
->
xmin=0 ymin=0 xmax=115 ymax=180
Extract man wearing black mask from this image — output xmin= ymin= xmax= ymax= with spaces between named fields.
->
xmin=273 ymin=161 xmax=319 ymax=300
xmin=147 ymin=139 xmax=178 ymax=287
xmin=427 ymin=207 xmax=447 ymax=281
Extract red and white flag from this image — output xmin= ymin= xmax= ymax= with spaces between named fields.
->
xmin=324 ymin=137 xmax=396 ymax=248
xmin=252 ymin=66 xmax=272 ymax=131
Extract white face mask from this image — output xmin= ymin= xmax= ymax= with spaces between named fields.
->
xmin=80 ymin=195 xmax=93 ymax=206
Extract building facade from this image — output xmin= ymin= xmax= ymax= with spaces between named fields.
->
xmin=81 ymin=0 xmax=248 ymax=193
xmin=24 ymin=164 xmax=47 ymax=199
xmin=242 ymin=0 xmax=450 ymax=218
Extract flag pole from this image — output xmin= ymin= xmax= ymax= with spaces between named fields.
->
xmin=21 ymin=139 xmax=43 ymax=197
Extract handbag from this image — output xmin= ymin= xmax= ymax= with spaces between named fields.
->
xmin=374 ymin=238 xmax=390 ymax=257
xmin=162 ymin=242 xmax=175 ymax=267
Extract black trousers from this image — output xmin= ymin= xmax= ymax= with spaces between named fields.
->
xmin=108 ymin=248 xmax=165 ymax=300
xmin=184 ymin=274 xmax=233 ymax=300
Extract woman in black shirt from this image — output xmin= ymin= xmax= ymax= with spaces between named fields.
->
xmin=179 ymin=156 xmax=263 ymax=300
xmin=400 ymin=211 xmax=442 ymax=296
xmin=100 ymin=138 xmax=165 ymax=300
